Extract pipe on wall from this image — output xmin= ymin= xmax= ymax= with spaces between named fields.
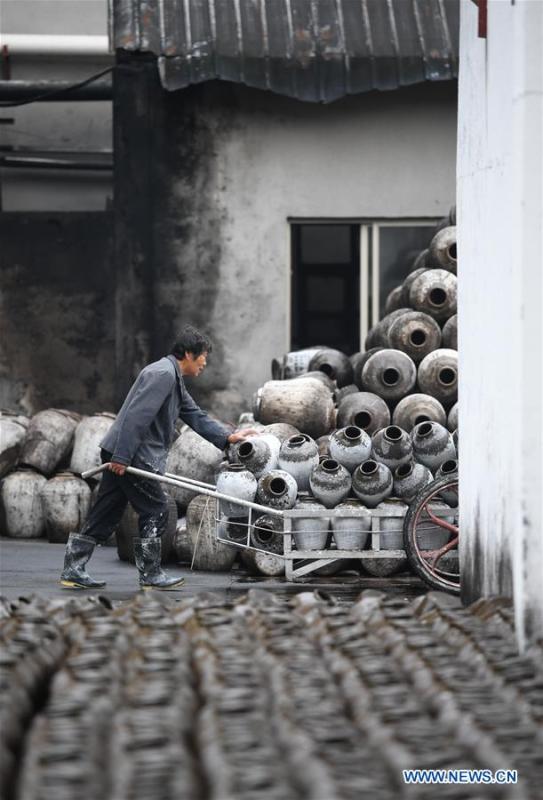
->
xmin=0 ymin=35 xmax=111 ymax=57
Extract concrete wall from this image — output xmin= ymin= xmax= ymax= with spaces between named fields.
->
xmin=0 ymin=212 xmax=115 ymax=414
xmin=0 ymin=0 xmax=112 ymax=211
xmin=458 ymin=0 xmax=543 ymax=646
xmin=146 ymin=80 xmax=457 ymax=419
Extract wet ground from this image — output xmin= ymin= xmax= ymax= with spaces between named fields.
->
xmin=1 ymin=542 xmax=542 ymax=800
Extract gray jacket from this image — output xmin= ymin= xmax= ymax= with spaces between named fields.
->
xmin=101 ymin=355 xmax=230 ymax=473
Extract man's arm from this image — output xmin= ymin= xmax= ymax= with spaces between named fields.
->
xmin=110 ymin=369 xmax=176 ymax=472
xmin=179 ymin=389 xmax=233 ymax=450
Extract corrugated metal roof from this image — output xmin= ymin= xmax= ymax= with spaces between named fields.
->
xmin=111 ymin=0 xmax=459 ymax=103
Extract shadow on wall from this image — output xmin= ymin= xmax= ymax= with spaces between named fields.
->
xmin=0 ymin=212 xmax=115 ymax=414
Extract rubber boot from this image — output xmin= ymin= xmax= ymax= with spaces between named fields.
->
xmin=133 ymin=537 xmax=185 ymax=591
xmin=59 ymin=533 xmax=106 ymax=589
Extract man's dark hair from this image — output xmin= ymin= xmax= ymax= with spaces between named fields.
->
xmin=170 ymin=325 xmax=213 ymax=359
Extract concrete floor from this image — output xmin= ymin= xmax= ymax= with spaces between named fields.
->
xmin=0 ymin=537 xmax=426 ymax=602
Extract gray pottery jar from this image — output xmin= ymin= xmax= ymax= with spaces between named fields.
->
xmin=361 ymin=349 xmax=417 ymax=401
xmin=241 ymin=548 xmax=285 ymax=576
xmin=452 ymin=429 xmax=459 ymax=452
xmin=435 ymin=459 xmax=459 ymax=507
xmin=387 ymin=311 xmax=442 ymax=363
xmin=236 ymin=433 xmax=281 ymax=479
xmin=216 ymin=464 xmax=258 ymax=517
xmin=218 ymin=515 xmax=249 ymax=544
xmin=329 ymin=426 xmax=372 ymax=473
xmin=337 ymin=391 xmax=391 ymax=434
xmin=1 ymin=468 xmax=47 ymax=538
xmin=309 ymin=459 xmax=351 ymax=509
xmin=296 ymin=371 xmax=336 ymax=392
xmin=278 ymin=433 xmax=319 ymax=492
xmin=70 ymin=412 xmax=116 ymax=475
xmin=166 ymin=426 xmax=224 ymax=509
xmin=392 ymin=393 xmax=447 ymax=432
xmin=408 ymin=268 xmax=457 ymax=323
xmin=335 ymin=384 xmax=359 ymax=405
xmin=0 ymin=415 xmax=27 ymax=478
xmin=393 ymin=461 xmax=433 ymax=503
xmin=447 ymin=402 xmax=458 ymax=432
xmin=352 ymin=459 xmax=393 ymax=508
xmin=20 ymin=409 xmax=80 ymax=477
xmin=429 ymin=225 xmax=457 ymax=274
xmin=316 ymin=434 xmax=331 ymax=458
xmin=372 ymin=426 xmax=413 ymax=471
xmin=40 ymin=471 xmax=92 ymax=544
xmin=250 ymin=514 xmax=284 ymax=554
xmin=331 ymin=498 xmax=371 ymax=550
xmin=385 ymin=285 xmax=405 ymax=314
xmin=274 ymin=348 xmax=325 ymax=380
xmin=186 ymin=495 xmax=237 ymax=571
xmin=411 ymin=421 xmax=457 ymax=473
xmin=262 ymin=422 xmax=300 ymax=442
xmin=374 ymin=498 xmax=408 ymax=549
xmin=308 ymin=348 xmax=353 ymax=388
xmin=292 ymin=497 xmax=330 ymax=550
xmin=417 ymin=348 xmax=458 ymax=406
xmin=350 ymin=348 xmax=384 ymax=390
xmin=254 ymin=378 xmax=336 ymax=439
xmin=442 ymin=314 xmax=458 ymax=349
xmin=257 ymin=469 xmax=297 ymax=510
xmin=367 ymin=308 xmax=412 ymax=349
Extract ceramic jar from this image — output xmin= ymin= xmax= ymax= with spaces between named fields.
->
xmin=435 ymin=459 xmax=459 ymax=507
xmin=374 ymin=498 xmax=408 ymax=549
xmin=350 ymin=348 xmax=383 ymax=389
xmin=256 ymin=470 xmax=298 ymax=510
xmin=329 ymin=426 xmax=372 ymax=473
xmin=385 ymin=285 xmax=405 ymax=314
xmin=371 ymin=426 xmax=413 ymax=471
xmin=69 ymin=412 xmax=116 ymax=475
xmin=309 ymin=459 xmax=351 ymax=509
xmin=250 ymin=514 xmax=284 ymax=554
xmin=361 ymin=350 xmax=417 ymax=402
xmin=308 ymin=348 xmax=353 ymax=388
xmin=262 ymin=423 xmax=300 ymax=443
xmin=392 ymin=394 xmax=447 ymax=432
xmin=337 ymin=391 xmax=391 ymax=434
xmin=254 ymin=378 xmax=336 ymax=439
xmin=387 ymin=311 xmax=442 ymax=363
xmin=278 ymin=434 xmax=319 ymax=492
xmin=40 ymin=471 xmax=92 ymax=544
xmin=401 ymin=266 xmax=427 ymax=306
xmin=417 ymin=349 xmax=458 ymax=406
xmin=216 ymin=464 xmax=258 ymax=516
xmin=447 ymin=402 xmax=458 ymax=432
xmin=352 ymin=460 xmax=393 ymax=508
xmin=330 ymin=498 xmax=371 ymax=550
xmin=1 ymin=468 xmax=47 ymax=538
xmin=292 ymin=497 xmax=330 ymax=550
xmin=411 ymin=421 xmax=457 ymax=473
xmin=429 ymin=225 xmax=457 ymax=274
xmin=442 ymin=314 xmax=458 ymax=349
xmin=20 ymin=409 xmax=80 ymax=476
xmin=393 ymin=462 xmax=433 ymax=503
xmin=408 ymin=269 xmax=457 ymax=323
xmin=235 ymin=434 xmax=281 ymax=479
xmin=218 ymin=516 xmax=250 ymax=544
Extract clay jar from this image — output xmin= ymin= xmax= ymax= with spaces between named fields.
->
xmin=350 ymin=348 xmax=383 ymax=389
xmin=408 ymin=269 xmax=457 ymax=323
xmin=20 ymin=409 xmax=80 ymax=476
xmin=254 ymin=378 xmax=336 ymax=439
xmin=352 ymin=459 xmax=393 ymax=508
xmin=337 ymin=391 xmax=391 ymax=435
xmin=442 ymin=314 xmax=458 ymax=349
xmin=435 ymin=458 xmax=459 ymax=507
xmin=371 ymin=426 xmax=413 ymax=471
xmin=366 ymin=308 xmax=411 ymax=349
xmin=216 ymin=464 xmax=258 ymax=517
xmin=40 ymin=471 xmax=92 ymax=544
xmin=387 ymin=311 xmax=442 ymax=363
xmin=385 ymin=285 xmax=405 ymax=314
xmin=330 ymin=498 xmax=371 ymax=550
xmin=309 ymin=459 xmax=351 ymax=509
xmin=361 ymin=350 xmax=417 ymax=402
xmin=429 ymin=225 xmax=457 ymax=274
xmin=329 ymin=426 xmax=372 ymax=473
xmin=250 ymin=514 xmax=284 ymax=554
xmin=308 ymin=348 xmax=353 ymax=388
xmin=262 ymin=422 xmax=300 ymax=443
xmin=393 ymin=462 xmax=433 ymax=503
xmin=417 ymin=349 xmax=458 ymax=407
xmin=411 ymin=421 xmax=457 ymax=473
xmin=392 ymin=394 xmax=447 ymax=432
xmin=448 ymin=402 xmax=458 ymax=432
xmin=1 ymin=468 xmax=47 ymax=538
xmin=235 ymin=434 xmax=280 ymax=479
xmin=256 ymin=470 xmax=297 ymax=510
xmin=277 ymin=433 xmax=319 ymax=492
xmin=292 ymin=497 xmax=330 ymax=551
xmin=401 ymin=266 xmax=427 ymax=306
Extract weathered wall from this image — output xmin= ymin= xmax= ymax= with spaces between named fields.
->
xmin=143 ymin=80 xmax=457 ymax=420
xmin=0 ymin=212 xmax=115 ymax=414
xmin=458 ymin=0 xmax=543 ymax=646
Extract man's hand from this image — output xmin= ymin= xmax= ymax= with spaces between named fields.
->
xmin=227 ymin=429 xmax=261 ymax=445
xmin=108 ymin=461 xmax=127 ymax=476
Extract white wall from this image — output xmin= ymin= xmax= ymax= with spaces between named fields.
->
xmin=162 ymin=82 xmax=457 ymax=414
xmin=458 ymin=0 xmax=543 ymax=647
xmin=0 ymin=0 xmax=112 ymax=211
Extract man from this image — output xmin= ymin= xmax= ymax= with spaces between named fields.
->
xmin=60 ymin=325 xmax=258 ymax=591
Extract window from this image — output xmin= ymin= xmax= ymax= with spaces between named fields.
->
xmin=291 ymin=220 xmax=438 ymax=353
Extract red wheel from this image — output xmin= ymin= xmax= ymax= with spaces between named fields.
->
xmin=403 ymin=477 xmax=460 ymax=594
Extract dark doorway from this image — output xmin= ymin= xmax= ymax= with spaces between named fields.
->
xmin=291 ymin=224 xmax=360 ymax=354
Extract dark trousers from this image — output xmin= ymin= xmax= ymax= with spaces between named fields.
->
xmin=80 ymin=451 xmax=169 ymax=544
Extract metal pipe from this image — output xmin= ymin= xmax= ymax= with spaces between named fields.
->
xmin=82 ymin=464 xmax=283 ymax=517
xmin=0 ymin=80 xmax=112 ymax=101
xmin=0 ymin=155 xmax=112 ymax=171
xmin=0 ymin=34 xmax=110 ymax=57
